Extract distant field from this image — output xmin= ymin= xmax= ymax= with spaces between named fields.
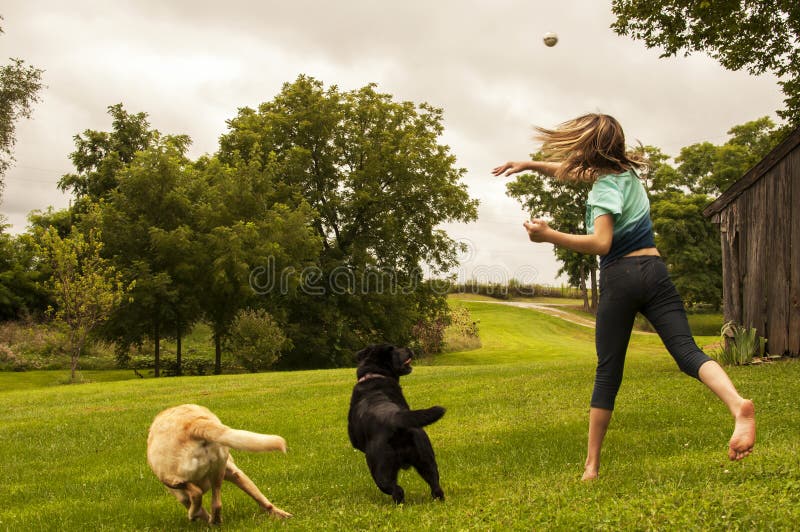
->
xmin=447 ymin=292 xmax=585 ymax=306
xmin=1 ymin=300 xmax=797 ymax=530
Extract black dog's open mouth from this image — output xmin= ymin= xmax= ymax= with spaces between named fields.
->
xmin=403 ymin=358 xmax=412 ymax=366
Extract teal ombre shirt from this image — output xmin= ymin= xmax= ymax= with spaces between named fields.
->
xmin=585 ymin=169 xmax=655 ymax=268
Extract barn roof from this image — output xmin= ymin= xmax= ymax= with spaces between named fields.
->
xmin=703 ymin=124 xmax=800 ymax=218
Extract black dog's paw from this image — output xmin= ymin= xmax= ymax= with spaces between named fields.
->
xmin=432 ymin=487 xmax=445 ymax=501
xmin=392 ymin=486 xmax=405 ymax=504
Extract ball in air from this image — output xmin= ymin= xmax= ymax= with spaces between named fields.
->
xmin=543 ymin=32 xmax=558 ymax=47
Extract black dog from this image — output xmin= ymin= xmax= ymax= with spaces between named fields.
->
xmin=347 ymin=344 xmax=445 ymax=504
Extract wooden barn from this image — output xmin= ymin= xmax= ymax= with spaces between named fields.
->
xmin=703 ymin=126 xmax=800 ymax=357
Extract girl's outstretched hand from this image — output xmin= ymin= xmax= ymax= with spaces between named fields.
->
xmin=492 ymin=161 xmax=531 ymax=177
xmin=523 ymin=219 xmax=551 ymax=243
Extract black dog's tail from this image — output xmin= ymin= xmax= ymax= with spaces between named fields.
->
xmin=392 ymin=406 xmax=446 ymax=428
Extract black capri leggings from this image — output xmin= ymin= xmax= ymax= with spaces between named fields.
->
xmin=592 ymin=255 xmax=712 ymax=410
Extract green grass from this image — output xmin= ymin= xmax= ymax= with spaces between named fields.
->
xmin=0 ymin=369 xmax=139 ymax=392
xmin=1 ymin=301 xmax=798 ymax=530
xmin=447 ymin=293 xmax=724 ymax=336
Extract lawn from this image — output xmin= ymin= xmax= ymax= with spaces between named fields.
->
xmin=1 ymin=301 xmax=798 ymax=530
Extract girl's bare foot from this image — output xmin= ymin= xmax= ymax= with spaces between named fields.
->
xmin=728 ymin=399 xmax=755 ymax=461
xmin=582 ymin=460 xmax=599 ymax=481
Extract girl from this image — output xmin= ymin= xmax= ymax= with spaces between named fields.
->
xmin=492 ymin=113 xmax=755 ymax=480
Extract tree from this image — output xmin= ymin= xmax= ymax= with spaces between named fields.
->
xmin=58 ymin=103 xmax=161 ymax=212
xmin=37 ymin=225 xmax=130 ymax=382
xmin=650 ymin=192 xmax=722 ymax=308
xmin=227 ymin=308 xmax=289 ymax=372
xmin=630 ymin=144 xmax=685 ymax=194
xmin=58 ymin=103 xmax=320 ymax=375
xmin=194 ymin=155 xmax=319 ymax=373
xmin=218 ymin=75 xmax=478 ymax=366
xmin=57 ymin=104 xmax=206 ymax=376
xmin=611 ymin=1 xmax=800 ymax=125
xmin=674 ymin=117 xmax=783 ymax=195
xmin=642 ymin=117 xmax=783 ymax=309
xmin=98 ymin=133 xmax=202 ymax=376
xmin=506 ymin=154 xmax=598 ymax=312
xmin=0 ymin=17 xmax=44 ymax=194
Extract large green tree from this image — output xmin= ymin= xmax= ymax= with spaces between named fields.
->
xmin=645 ymin=117 xmax=783 ymax=308
xmin=218 ymin=75 xmax=478 ymax=366
xmin=611 ymin=1 xmax=800 ymax=125
xmin=650 ymin=192 xmax=722 ymax=308
xmin=0 ymin=17 xmax=44 ymax=194
xmin=0 ymin=222 xmax=49 ymax=319
xmin=58 ymin=103 xmax=320 ymax=374
xmin=59 ymin=103 xmax=159 ymax=212
xmin=97 ymin=133 xmax=203 ymax=376
xmin=506 ymin=154 xmax=598 ymax=312
xmin=674 ymin=116 xmax=783 ymax=195
xmin=193 ymin=155 xmax=319 ymax=373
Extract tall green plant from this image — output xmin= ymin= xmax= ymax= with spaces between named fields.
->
xmin=714 ymin=321 xmax=764 ymax=366
xmin=226 ymin=308 xmax=289 ymax=372
xmin=37 ymin=226 xmax=131 ymax=382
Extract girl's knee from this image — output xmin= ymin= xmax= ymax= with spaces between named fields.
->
xmin=677 ymin=351 xmax=713 ymax=379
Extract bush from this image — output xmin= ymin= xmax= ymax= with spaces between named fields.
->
xmin=127 ymin=353 xmax=226 ymax=376
xmin=443 ymin=306 xmax=481 ymax=352
xmin=227 ymin=309 xmax=289 ymax=372
xmin=0 ymin=321 xmax=78 ymax=370
xmin=161 ymin=356 xmax=214 ymax=376
xmin=412 ymin=317 xmax=447 ymax=355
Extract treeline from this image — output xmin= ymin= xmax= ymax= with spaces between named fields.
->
xmin=450 ymin=281 xmax=585 ymax=300
xmin=506 ymin=117 xmax=789 ymax=313
xmin=0 ymin=76 xmax=478 ymax=375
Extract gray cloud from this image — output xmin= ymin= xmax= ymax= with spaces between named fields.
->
xmin=1 ymin=1 xmax=784 ymax=284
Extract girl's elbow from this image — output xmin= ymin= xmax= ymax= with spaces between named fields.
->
xmin=596 ymin=240 xmax=612 ymax=255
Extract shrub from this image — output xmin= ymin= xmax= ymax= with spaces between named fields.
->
xmin=443 ymin=306 xmax=481 ymax=352
xmin=227 ymin=309 xmax=289 ymax=372
xmin=412 ymin=317 xmax=447 ymax=355
xmin=0 ymin=321 xmax=76 ymax=370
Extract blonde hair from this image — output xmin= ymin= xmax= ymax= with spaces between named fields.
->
xmin=534 ymin=113 xmax=644 ymax=182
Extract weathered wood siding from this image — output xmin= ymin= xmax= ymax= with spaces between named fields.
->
xmin=790 ymin=145 xmax=800 ymax=356
xmin=713 ymin=142 xmax=800 ymax=356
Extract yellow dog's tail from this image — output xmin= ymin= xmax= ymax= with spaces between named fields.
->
xmin=190 ymin=418 xmax=286 ymax=453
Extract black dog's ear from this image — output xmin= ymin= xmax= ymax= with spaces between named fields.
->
xmin=355 ymin=346 xmax=374 ymax=362
xmin=356 ymin=343 xmax=394 ymax=362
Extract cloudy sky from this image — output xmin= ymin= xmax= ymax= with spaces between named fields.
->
xmin=1 ymin=1 xmax=785 ymax=285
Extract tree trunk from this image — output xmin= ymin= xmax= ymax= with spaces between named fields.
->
xmin=214 ymin=332 xmax=222 ymax=375
xmin=70 ymin=332 xmax=81 ymax=383
xmin=580 ymin=263 xmax=590 ymax=312
xmin=176 ymin=318 xmax=182 ymax=377
xmin=71 ymin=348 xmax=79 ymax=383
xmin=154 ymin=319 xmax=161 ymax=378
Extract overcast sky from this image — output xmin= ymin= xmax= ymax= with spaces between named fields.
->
xmin=1 ymin=1 xmax=785 ymax=285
